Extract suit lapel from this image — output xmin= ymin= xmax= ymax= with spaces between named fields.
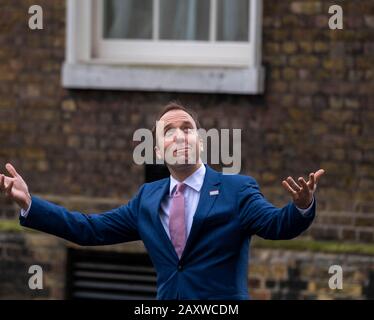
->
xmin=181 ymin=165 xmax=221 ymax=260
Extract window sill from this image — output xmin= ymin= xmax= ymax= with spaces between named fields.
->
xmin=62 ymin=62 xmax=265 ymax=95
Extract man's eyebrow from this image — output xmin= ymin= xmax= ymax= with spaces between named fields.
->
xmin=163 ymin=121 xmax=193 ymax=132
xmin=163 ymin=123 xmax=173 ymax=132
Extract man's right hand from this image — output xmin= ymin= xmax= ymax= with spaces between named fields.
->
xmin=0 ymin=163 xmax=31 ymax=211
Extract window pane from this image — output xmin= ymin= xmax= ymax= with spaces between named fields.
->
xmin=103 ymin=0 xmax=153 ymax=39
xmin=159 ymin=0 xmax=210 ymax=41
xmin=217 ymin=0 xmax=249 ymax=41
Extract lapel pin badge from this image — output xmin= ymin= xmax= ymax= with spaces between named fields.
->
xmin=209 ymin=190 xmax=219 ymax=196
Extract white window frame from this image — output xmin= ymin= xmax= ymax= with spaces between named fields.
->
xmin=62 ymin=0 xmax=265 ymax=94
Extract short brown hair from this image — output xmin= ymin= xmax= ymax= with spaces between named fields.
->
xmin=152 ymin=101 xmax=201 ymax=146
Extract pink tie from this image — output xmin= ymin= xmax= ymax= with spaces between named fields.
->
xmin=169 ymin=183 xmax=187 ymax=259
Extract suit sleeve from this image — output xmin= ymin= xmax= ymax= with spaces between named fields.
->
xmin=19 ymin=185 xmax=145 ymax=246
xmin=237 ymin=177 xmax=315 ymax=240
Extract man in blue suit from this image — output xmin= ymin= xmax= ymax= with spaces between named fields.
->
xmin=0 ymin=102 xmax=324 ymax=299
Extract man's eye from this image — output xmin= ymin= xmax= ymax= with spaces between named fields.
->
xmin=165 ymin=128 xmax=175 ymax=137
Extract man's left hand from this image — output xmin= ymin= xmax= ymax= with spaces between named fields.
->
xmin=282 ymin=169 xmax=325 ymax=209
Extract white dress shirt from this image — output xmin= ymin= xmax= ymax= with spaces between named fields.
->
xmin=160 ymin=163 xmax=206 ymax=239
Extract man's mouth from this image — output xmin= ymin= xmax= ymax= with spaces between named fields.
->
xmin=173 ymin=147 xmax=191 ymax=156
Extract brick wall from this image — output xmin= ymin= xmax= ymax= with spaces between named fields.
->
xmin=2 ymin=230 xmax=374 ymax=300
xmin=0 ymin=0 xmax=373 ymax=299
xmin=249 ymin=247 xmax=374 ymax=300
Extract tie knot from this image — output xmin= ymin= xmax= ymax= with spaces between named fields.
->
xmin=174 ymin=183 xmax=186 ymax=196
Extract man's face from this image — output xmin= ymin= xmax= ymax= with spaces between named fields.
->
xmin=155 ymin=109 xmax=202 ymax=167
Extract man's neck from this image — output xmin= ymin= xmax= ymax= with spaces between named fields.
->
xmin=168 ymin=163 xmax=203 ymax=182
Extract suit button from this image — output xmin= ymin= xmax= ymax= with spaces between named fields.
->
xmin=178 ymin=264 xmax=183 ymax=271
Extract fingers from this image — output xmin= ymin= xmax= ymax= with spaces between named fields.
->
xmin=314 ymin=169 xmax=325 ymax=184
xmin=284 ymin=170 xmax=324 ymax=206
xmin=308 ymin=173 xmax=315 ymax=191
xmin=0 ymin=174 xmax=5 ymax=191
xmin=298 ymin=177 xmax=310 ymax=194
xmin=5 ymin=163 xmax=19 ymax=178
xmin=5 ymin=180 xmax=14 ymax=198
xmin=282 ymin=180 xmax=297 ymax=196
xmin=286 ymin=176 xmax=301 ymax=192
xmin=1 ymin=174 xmax=13 ymax=198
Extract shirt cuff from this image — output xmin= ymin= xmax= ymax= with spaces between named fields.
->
xmin=20 ymin=201 xmax=32 ymax=218
xmin=295 ymin=197 xmax=315 ymax=216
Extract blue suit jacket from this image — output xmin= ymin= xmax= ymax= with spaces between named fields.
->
xmin=20 ymin=165 xmax=315 ymax=299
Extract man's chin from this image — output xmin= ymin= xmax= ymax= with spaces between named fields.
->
xmin=165 ymin=157 xmax=200 ymax=168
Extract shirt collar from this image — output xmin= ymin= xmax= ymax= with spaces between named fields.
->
xmin=169 ymin=164 xmax=206 ymax=195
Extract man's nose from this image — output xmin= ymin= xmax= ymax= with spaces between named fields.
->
xmin=173 ymin=128 xmax=186 ymax=142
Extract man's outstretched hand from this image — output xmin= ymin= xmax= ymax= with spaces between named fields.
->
xmin=282 ymin=169 xmax=325 ymax=209
xmin=0 ymin=163 xmax=31 ymax=211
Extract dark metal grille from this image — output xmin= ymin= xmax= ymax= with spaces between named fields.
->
xmin=66 ymin=248 xmax=157 ymax=300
